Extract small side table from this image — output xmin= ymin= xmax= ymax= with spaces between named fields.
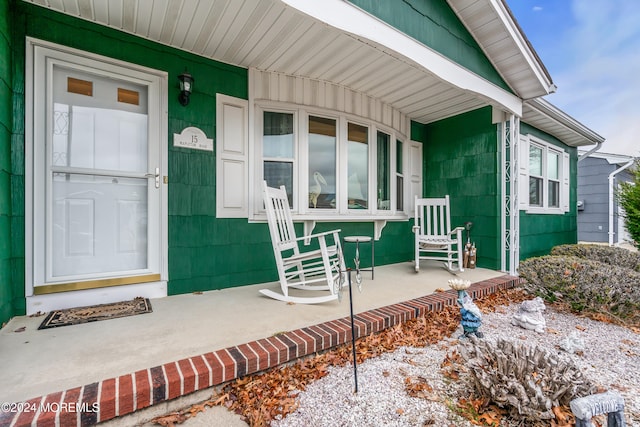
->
xmin=343 ymin=236 xmax=374 ymax=286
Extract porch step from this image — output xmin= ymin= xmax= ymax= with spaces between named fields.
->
xmin=0 ymin=275 xmax=522 ymax=427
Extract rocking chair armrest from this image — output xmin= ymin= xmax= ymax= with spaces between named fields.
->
xmin=450 ymin=226 xmax=465 ymax=233
xmin=293 ymin=229 xmax=342 ymax=242
xmin=412 ymin=225 xmax=420 ymax=234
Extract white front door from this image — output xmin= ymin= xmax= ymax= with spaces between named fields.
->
xmin=27 ymin=40 xmax=167 ymax=312
xmin=50 ymin=68 xmax=154 ymax=280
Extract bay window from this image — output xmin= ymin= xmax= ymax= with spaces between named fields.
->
xmin=256 ymin=103 xmax=408 ymax=218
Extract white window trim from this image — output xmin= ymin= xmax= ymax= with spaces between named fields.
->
xmin=520 ymin=134 xmax=569 ymax=215
xmin=249 ymin=100 xmax=413 ymax=222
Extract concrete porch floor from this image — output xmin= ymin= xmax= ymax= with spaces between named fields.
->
xmin=0 ymin=261 xmax=511 ymax=426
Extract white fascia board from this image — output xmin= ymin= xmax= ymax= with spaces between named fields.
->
xmin=280 ymin=0 xmax=522 ymax=117
xmin=578 ymin=150 xmax=634 ymax=165
xmin=490 ymin=0 xmax=555 ymax=94
xmin=526 ymin=98 xmax=605 ymax=145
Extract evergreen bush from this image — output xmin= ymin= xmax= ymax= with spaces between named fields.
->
xmin=550 ymin=244 xmax=640 ymax=272
xmin=617 ymin=161 xmax=640 ymax=248
xmin=519 ymin=254 xmax=640 ymax=325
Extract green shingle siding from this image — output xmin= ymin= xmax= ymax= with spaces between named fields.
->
xmin=0 ymin=0 xmax=13 ymax=324
xmin=347 ymin=0 xmax=510 ymax=91
xmin=420 ymin=107 xmax=502 ymax=270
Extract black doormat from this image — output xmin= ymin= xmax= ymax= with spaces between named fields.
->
xmin=38 ymin=297 xmax=153 ymax=330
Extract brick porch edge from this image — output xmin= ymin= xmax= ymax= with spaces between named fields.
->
xmin=1 ymin=275 xmax=522 ymax=427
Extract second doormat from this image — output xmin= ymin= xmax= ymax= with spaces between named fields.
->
xmin=38 ymin=297 xmax=153 ymax=330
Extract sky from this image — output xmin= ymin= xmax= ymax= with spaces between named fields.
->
xmin=507 ymin=0 xmax=640 ymax=157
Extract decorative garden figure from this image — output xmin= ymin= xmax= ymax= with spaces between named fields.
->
xmin=449 ymin=279 xmax=483 ymax=338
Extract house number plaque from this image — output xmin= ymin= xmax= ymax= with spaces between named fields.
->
xmin=173 ymin=127 xmax=213 ymax=152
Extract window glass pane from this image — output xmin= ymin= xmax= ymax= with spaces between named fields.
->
xmin=548 ymin=181 xmax=560 ymax=207
xmin=529 ymin=176 xmax=542 ymax=206
xmin=308 ymin=116 xmax=337 ymax=209
xmin=396 ymin=176 xmax=404 ymax=211
xmin=264 ymin=161 xmax=293 ymax=206
xmin=347 ymin=123 xmax=368 ymax=209
xmin=547 ymin=151 xmax=559 ymax=180
xmin=377 ymin=131 xmax=390 ymax=210
xmin=396 ymin=140 xmax=403 ymax=211
xmin=529 ymin=145 xmax=542 ymax=176
xmin=263 ymin=112 xmax=294 ymax=158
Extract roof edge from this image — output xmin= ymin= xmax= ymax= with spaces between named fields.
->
xmin=525 ymin=98 xmax=605 ymax=146
xmin=494 ymin=0 xmax=556 ymax=96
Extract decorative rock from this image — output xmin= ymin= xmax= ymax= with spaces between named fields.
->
xmin=560 ymin=331 xmax=585 ymax=354
xmin=570 ymin=390 xmax=626 ymax=427
xmin=511 ymin=297 xmax=546 ymax=333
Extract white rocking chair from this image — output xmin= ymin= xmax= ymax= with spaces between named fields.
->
xmin=413 ymin=195 xmax=464 ymax=273
xmin=260 ymin=182 xmax=346 ymax=304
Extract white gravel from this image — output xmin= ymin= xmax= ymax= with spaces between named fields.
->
xmin=272 ymin=303 xmax=640 ymax=427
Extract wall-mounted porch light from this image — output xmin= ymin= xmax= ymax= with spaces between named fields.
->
xmin=178 ymin=70 xmax=194 ymax=106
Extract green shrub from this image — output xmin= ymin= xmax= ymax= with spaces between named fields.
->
xmin=518 ymin=255 xmax=640 ymax=325
xmin=550 ymin=244 xmax=640 ymax=272
xmin=618 ymin=163 xmax=640 ymax=248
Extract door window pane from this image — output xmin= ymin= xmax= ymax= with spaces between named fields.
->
xmin=263 ymin=112 xmax=294 ymax=158
xmin=347 ymin=122 xmax=368 ymax=209
xmin=53 ymin=103 xmax=148 ymax=172
xmin=308 ymin=116 xmax=336 ymax=209
xmin=377 ymin=131 xmax=390 ymax=210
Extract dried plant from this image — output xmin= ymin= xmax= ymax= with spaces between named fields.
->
xmin=459 ymin=337 xmax=595 ymax=423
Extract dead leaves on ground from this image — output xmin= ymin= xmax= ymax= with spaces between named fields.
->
xmin=150 ymin=402 xmax=216 ymax=427
xmin=404 ymin=376 xmax=434 ymax=399
xmin=153 ymin=288 xmax=565 ymax=427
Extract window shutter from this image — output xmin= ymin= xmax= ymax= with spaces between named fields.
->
xmin=408 ymin=140 xmax=423 ymax=216
xmin=562 ymin=151 xmax=570 ymax=212
xmin=216 ymin=94 xmax=249 ymax=218
xmin=518 ymin=135 xmax=529 ymax=210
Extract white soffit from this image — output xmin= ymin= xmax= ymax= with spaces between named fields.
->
xmin=23 ymin=0 xmax=523 ymax=123
xmin=523 ymin=99 xmax=605 ymax=147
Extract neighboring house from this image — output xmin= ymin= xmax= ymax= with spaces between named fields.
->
xmin=577 ymin=151 xmax=635 ymax=245
xmin=0 ymin=0 xmax=605 ymax=324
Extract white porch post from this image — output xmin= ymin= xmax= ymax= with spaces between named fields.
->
xmin=500 ymin=114 xmax=520 ymax=275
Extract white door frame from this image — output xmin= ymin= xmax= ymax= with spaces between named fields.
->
xmin=25 ymin=38 xmax=168 ymax=314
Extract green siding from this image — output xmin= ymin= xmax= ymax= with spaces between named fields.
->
xmin=1 ymin=0 xmax=13 ymax=324
xmin=419 ymin=108 xmax=502 ymax=270
xmin=347 ymin=0 xmax=510 ymax=91
xmin=518 ymin=122 xmax=578 ymax=260
xmin=9 ymin=3 xmax=417 ymax=299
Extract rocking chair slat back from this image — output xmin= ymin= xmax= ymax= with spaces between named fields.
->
xmin=419 ymin=196 xmax=451 ymax=237
xmin=413 ymin=195 xmax=464 ymax=273
xmin=260 ymin=181 xmax=346 ymax=304
xmin=264 ymin=184 xmax=297 ymax=252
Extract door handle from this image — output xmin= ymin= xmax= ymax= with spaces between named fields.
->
xmin=145 ymin=167 xmax=160 ymax=188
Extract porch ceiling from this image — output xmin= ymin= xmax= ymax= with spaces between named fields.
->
xmin=23 ymin=0 xmax=522 ymax=124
